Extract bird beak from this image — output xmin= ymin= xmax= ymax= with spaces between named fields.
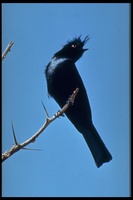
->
xmin=83 ymin=48 xmax=88 ymax=52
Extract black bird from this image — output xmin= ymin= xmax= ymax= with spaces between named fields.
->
xmin=45 ymin=35 xmax=112 ymax=167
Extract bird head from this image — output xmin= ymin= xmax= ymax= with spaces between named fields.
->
xmin=54 ymin=35 xmax=90 ymax=62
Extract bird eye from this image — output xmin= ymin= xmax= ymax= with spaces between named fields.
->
xmin=71 ymin=44 xmax=77 ymax=48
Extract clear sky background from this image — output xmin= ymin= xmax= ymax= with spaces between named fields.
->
xmin=2 ymin=3 xmax=130 ymax=197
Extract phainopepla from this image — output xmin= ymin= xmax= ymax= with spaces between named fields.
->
xmin=45 ymin=35 xmax=112 ymax=168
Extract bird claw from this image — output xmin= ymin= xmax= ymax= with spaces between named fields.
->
xmin=55 ymin=110 xmax=65 ymax=118
xmin=66 ymin=95 xmax=75 ymax=106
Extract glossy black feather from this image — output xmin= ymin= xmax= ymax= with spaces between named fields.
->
xmin=45 ymin=36 xmax=112 ymax=167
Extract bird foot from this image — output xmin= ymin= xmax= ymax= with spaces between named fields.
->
xmin=55 ymin=110 xmax=65 ymax=118
xmin=66 ymin=95 xmax=75 ymax=106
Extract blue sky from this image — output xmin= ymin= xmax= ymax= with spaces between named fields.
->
xmin=2 ymin=3 xmax=130 ymax=197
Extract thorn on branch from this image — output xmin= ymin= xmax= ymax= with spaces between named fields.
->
xmin=11 ymin=121 xmax=18 ymax=145
xmin=41 ymin=100 xmax=49 ymax=118
xmin=22 ymin=147 xmax=43 ymax=151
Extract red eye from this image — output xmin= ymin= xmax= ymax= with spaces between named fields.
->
xmin=71 ymin=44 xmax=77 ymax=48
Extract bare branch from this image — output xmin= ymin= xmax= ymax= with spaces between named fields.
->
xmin=2 ymin=41 xmax=14 ymax=61
xmin=2 ymin=88 xmax=79 ymax=162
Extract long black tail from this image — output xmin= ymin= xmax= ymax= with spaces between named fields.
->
xmin=82 ymin=124 xmax=112 ymax=168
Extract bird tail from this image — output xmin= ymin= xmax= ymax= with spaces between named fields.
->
xmin=82 ymin=125 xmax=112 ymax=168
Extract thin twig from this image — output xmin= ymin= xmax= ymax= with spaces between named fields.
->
xmin=2 ymin=88 xmax=79 ymax=162
xmin=2 ymin=41 xmax=14 ymax=61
